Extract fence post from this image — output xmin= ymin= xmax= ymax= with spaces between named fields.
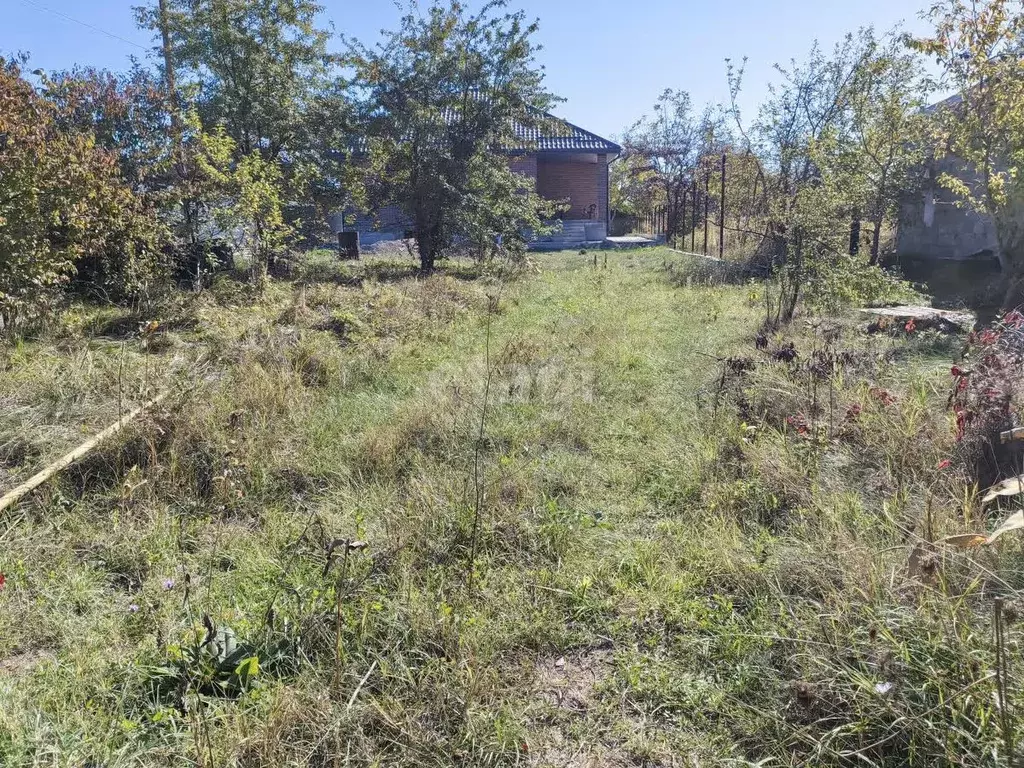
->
xmin=703 ymin=165 xmax=710 ymax=256
xmin=681 ymin=189 xmax=687 ymax=250
xmin=720 ymin=153 xmax=727 ymax=260
xmin=691 ymin=177 xmax=697 ymax=252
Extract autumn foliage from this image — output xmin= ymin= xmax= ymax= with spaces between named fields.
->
xmin=0 ymin=57 xmax=166 ymax=334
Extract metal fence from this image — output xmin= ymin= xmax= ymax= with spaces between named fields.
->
xmin=637 ymin=153 xmax=736 ymax=258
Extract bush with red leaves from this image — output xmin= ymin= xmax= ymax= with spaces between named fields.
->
xmin=949 ymin=310 xmax=1024 ymax=485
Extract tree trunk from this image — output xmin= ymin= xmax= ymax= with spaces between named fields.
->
xmin=870 ymin=216 xmax=883 ymax=266
xmin=781 ymin=233 xmax=803 ymax=323
xmin=994 ymin=204 xmax=1024 ymax=311
xmin=416 ymin=224 xmax=442 ymax=272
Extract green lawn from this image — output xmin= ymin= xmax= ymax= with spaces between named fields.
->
xmin=0 ymin=249 xmax=1015 ymax=767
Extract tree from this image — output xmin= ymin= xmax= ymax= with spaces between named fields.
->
xmin=0 ymin=57 xmax=166 ymax=333
xmin=45 ymin=65 xmax=173 ymax=191
xmin=840 ymin=30 xmax=930 ymax=264
xmin=912 ymin=0 xmax=1024 ymax=307
xmin=734 ymin=37 xmax=879 ymax=321
xmin=346 ymin=0 xmax=560 ymax=271
xmin=623 ymin=90 xmax=725 ymax=246
xmin=136 ymin=0 xmax=342 ymax=163
xmin=610 ymin=152 xmax=661 ymax=231
xmin=135 ymin=0 xmax=346 ymax=264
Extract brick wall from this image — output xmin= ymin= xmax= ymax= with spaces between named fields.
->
xmin=537 ymin=155 xmax=606 ymax=220
xmin=509 ymin=154 xmax=538 ymax=187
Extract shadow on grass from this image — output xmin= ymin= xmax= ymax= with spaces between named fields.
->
xmin=294 ymin=253 xmax=489 ymax=287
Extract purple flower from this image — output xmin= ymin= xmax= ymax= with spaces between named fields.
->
xmin=162 ymin=578 xmax=175 ymax=591
xmin=128 ymin=603 xmax=140 ymax=613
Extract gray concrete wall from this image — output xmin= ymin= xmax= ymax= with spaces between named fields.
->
xmin=897 ymin=156 xmax=999 ymax=262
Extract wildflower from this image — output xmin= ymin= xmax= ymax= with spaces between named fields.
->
xmin=979 ymin=329 xmax=1000 ymax=345
xmin=0 ymin=573 xmax=5 ymax=590
xmin=870 ymin=387 xmax=896 ymax=406
xmin=787 ymin=414 xmax=811 ymax=437
xmin=904 ymin=318 xmax=917 ymax=334
xmin=1005 ymin=310 xmax=1024 ymax=328
xmin=951 ymin=365 xmax=965 ymax=377
xmin=937 ymin=459 xmax=951 ymax=470
xmin=128 ymin=603 xmax=140 ymax=613
xmin=162 ymin=578 xmax=175 ymax=591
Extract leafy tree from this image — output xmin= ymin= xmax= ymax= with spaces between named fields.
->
xmin=45 ymin=65 xmax=173 ymax=191
xmin=135 ymin=0 xmax=345 ymax=258
xmin=136 ymin=0 xmax=342 ymax=162
xmin=730 ymin=36 xmax=909 ymax=322
xmin=610 ymin=153 xmax=661 ymax=231
xmin=912 ymin=0 xmax=1024 ymax=307
xmin=839 ymin=30 xmax=930 ymax=264
xmin=623 ymin=90 xmax=725 ymax=246
xmin=202 ymin=126 xmax=294 ymax=286
xmin=0 ymin=57 xmax=166 ymax=333
xmin=346 ymin=0 xmax=560 ymax=270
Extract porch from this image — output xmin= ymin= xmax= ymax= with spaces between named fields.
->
xmin=512 ymin=150 xmax=613 ymax=249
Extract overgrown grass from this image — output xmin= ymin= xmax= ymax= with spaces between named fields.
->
xmin=1 ymin=248 xmax=1021 ymax=767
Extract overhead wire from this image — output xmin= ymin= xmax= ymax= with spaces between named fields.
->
xmin=15 ymin=0 xmax=150 ymax=52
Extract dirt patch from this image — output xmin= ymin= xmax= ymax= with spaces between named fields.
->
xmin=0 ymin=649 xmax=54 ymax=676
xmin=527 ymin=648 xmax=635 ymax=768
xmin=534 ymin=648 xmax=612 ymax=713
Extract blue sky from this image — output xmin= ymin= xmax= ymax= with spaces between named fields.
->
xmin=4 ymin=0 xmax=933 ymax=140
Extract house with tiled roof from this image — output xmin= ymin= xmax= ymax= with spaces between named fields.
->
xmin=330 ymin=110 xmax=622 ymax=249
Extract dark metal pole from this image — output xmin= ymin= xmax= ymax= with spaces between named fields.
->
xmin=691 ymin=177 xmax=697 ymax=252
xmin=681 ymin=189 xmax=687 ymax=250
xmin=703 ymin=165 xmax=710 ymax=256
xmin=719 ymin=153 xmax=727 ymax=260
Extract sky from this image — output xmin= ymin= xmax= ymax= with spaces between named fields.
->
xmin=4 ymin=0 xmax=935 ymax=140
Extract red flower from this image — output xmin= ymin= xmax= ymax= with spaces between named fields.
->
xmin=870 ymin=387 xmax=896 ymax=406
xmin=0 ymin=574 xmax=6 ymax=590
xmin=980 ymin=329 xmax=1000 ymax=345
xmin=937 ymin=459 xmax=952 ymax=470
xmin=786 ymin=414 xmax=811 ymax=437
xmin=951 ymin=365 xmax=965 ymax=377
xmin=905 ymin=318 xmax=917 ymax=334
xmin=1005 ymin=310 xmax=1024 ymax=328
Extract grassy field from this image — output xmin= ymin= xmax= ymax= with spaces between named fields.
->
xmin=0 ymin=248 xmax=1019 ymax=767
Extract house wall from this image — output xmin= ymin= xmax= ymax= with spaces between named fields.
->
xmin=509 ymin=154 xmax=538 ymax=186
xmin=326 ymin=152 xmax=613 ymax=247
xmin=327 ymin=204 xmax=410 ymax=245
xmin=537 ymin=154 xmax=607 ymax=221
xmin=897 ymin=156 xmax=999 ymax=262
